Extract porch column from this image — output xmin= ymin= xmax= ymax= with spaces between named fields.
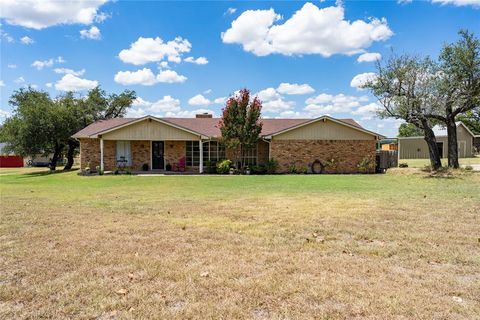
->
xmin=100 ymin=137 xmax=104 ymax=171
xmin=199 ymin=139 xmax=203 ymax=173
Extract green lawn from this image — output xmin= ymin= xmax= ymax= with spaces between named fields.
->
xmin=1 ymin=168 xmax=479 ymax=319
xmin=401 ymin=155 xmax=480 ymax=168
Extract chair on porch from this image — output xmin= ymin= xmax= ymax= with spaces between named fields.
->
xmin=172 ymin=156 xmax=186 ymax=172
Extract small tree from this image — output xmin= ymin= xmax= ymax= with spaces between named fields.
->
xmin=219 ymin=89 xmax=262 ymax=171
xmin=364 ymin=55 xmax=442 ymax=170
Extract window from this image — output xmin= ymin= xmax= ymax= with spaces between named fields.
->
xmin=243 ymin=145 xmax=257 ymax=166
xmin=202 ymin=141 xmax=226 ymax=162
xmin=116 ymin=141 xmax=131 ymax=167
xmin=186 ymin=141 xmax=200 ymax=166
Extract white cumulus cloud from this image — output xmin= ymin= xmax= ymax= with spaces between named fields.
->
xmin=31 ymin=56 xmax=65 ymax=70
xmin=350 ymin=72 xmax=378 ymax=90
xmin=432 ymin=0 xmax=480 ymax=7
xmin=222 ymin=2 xmax=393 ymax=57
xmin=184 ymin=56 xmax=209 ymax=65
xmin=114 ymin=68 xmax=187 ymax=85
xmin=114 ymin=68 xmax=158 ymax=86
xmin=214 ymin=97 xmax=227 ymax=104
xmin=351 ymin=102 xmax=382 ymax=120
xmin=256 ymin=87 xmax=281 ymax=101
xmin=188 ymin=94 xmax=211 ymax=106
xmin=357 ymin=52 xmax=382 ymax=63
xmin=0 ymin=0 xmax=109 ymax=29
xmin=20 ymin=36 xmax=34 ymax=44
xmin=156 ymin=70 xmax=187 ymax=83
xmin=55 ymin=74 xmax=98 ymax=91
xmin=14 ymin=76 xmax=25 ymax=84
xmin=304 ymin=93 xmax=369 ymax=115
xmin=118 ymin=36 xmax=192 ymax=65
xmin=277 ymin=82 xmax=315 ymax=95
xmin=31 ymin=59 xmax=54 ymax=70
xmin=54 ymin=68 xmax=86 ymax=77
xmin=80 ymin=26 xmax=101 ymax=40
xmin=0 ymin=80 xmax=5 ymax=87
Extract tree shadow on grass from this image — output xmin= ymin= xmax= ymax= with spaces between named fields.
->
xmin=18 ymin=168 xmax=79 ymax=178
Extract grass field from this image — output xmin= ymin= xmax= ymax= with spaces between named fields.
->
xmin=401 ymin=155 xmax=480 ymax=168
xmin=1 ymin=168 xmax=479 ymax=319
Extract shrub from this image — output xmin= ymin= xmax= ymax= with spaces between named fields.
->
xmin=357 ymin=157 xmax=375 ymax=173
xmin=217 ymin=159 xmax=232 ymax=174
xmin=298 ymin=165 xmax=308 ymax=174
xmin=464 ymin=165 xmax=473 ymax=171
xmin=251 ymin=164 xmax=267 ymax=174
xmin=166 ymin=163 xmax=172 ymax=171
xmin=265 ymin=159 xmax=278 ymax=174
xmin=288 ymin=164 xmax=298 ymax=174
xmin=399 ymin=162 xmax=409 ymax=168
xmin=142 ymin=163 xmax=149 ymax=171
xmin=325 ymin=158 xmax=338 ymax=170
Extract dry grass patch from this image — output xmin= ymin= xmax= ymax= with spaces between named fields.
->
xmin=0 ymin=168 xmax=479 ymax=319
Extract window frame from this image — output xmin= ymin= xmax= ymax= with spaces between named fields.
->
xmin=186 ymin=141 xmax=200 ymax=166
xmin=116 ymin=140 xmax=132 ymax=167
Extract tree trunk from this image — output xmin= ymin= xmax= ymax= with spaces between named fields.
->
xmin=64 ymin=139 xmax=79 ymax=170
xmin=49 ymin=143 xmax=64 ymax=172
xmin=422 ymin=121 xmax=442 ymax=170
xmin=446 ymin=117 xmax=460 ymax=168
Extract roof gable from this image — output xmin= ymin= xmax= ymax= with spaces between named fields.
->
xmin=72 ymin=115 xmax=379 ymax=139
xmin=264 ymin=116 xmax=383 ymax=139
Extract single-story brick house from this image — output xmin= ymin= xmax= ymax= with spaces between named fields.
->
xmin=72 ymin=114 xmax=383 ymax=173
xmin=398 ymin=122 xmax=476 ymax=159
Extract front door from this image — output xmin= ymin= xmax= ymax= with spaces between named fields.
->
xmin=152 ymin=141 xmax=165 ymax=169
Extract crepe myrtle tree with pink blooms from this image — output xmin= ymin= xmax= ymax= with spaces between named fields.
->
xmin=218 ymin=88 xmax=263 ymax=171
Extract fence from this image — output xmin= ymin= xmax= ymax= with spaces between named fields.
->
xmin=376 ymin=150 xmax=398 ymax=171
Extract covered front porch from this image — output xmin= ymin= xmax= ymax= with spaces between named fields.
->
xmin=98 ymin=139 xmax=205 ymax=173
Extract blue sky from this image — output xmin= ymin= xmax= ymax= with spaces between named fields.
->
xmin=1 ymin=0 xmax=479 ymax=137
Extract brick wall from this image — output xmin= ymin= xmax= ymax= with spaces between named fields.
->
xmin=164 ymin=140 xmax=192 ymax=170
xmin=270 ymin=139 xmax=376 ymax=173
xmin=79 ymin=138 xmax=116 ymax=171
xmin=257 ymin=140 xmax=269 ymax=165
xmin=131 ymin=140 xmax=150 ymax=170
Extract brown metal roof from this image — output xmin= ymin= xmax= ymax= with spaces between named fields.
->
xmin=72 ymin=116 xmax=365 ymax=139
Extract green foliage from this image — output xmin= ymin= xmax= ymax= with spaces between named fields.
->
xmin=399 ymin=163 xmax=409 ymax=168
xmin=464 ymin=165 xmax=473 ymax=171
xmin=216 ymin=159 xmax=232 ymax=174
xmin=458 ymin=110 xmax=480 ymax=135
xmin=0 ymin=87 xmax=62 ymax=157
xmin=219 ymin=89 xmax=262 ymax=168
xmin=251 ymin=164 xmax=266 ymax=174
xmin=265 ymin=159 xmax=278 ymax=174
xmin=0 ymin=86 xmax=136 ymax=171
xmin=357 ymin=157 xmax=375 ymax=173
xmin=397 ymin=123 xmax=423 ymax=137
xmin=288 ymin=164 xmax=298 ymax=174
xmin=324 ymin=158 xmax=339 ymax=170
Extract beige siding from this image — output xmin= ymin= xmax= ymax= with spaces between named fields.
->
xmin=457 ymin=125 xmax=473 ymax=157
xmin=102 ymin=119 xmax=200 ymax=141
xmin=274 ymin=119 xmax=375 ymax=140
xmin=399 ymin=126 xmax=473 ymax=159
